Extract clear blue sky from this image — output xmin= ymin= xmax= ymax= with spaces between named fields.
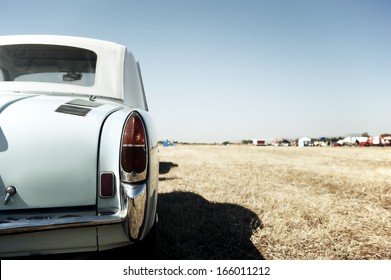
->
xmin=1 ymin=0 xmax=390 ymax=143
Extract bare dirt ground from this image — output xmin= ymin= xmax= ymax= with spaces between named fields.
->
xmin=152 ymin=144 xmax=391 ymax=260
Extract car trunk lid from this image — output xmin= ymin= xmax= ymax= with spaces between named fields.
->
xmin=0 ymin=93 xmax=121 ymax=210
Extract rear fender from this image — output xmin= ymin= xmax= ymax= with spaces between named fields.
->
xmin=97 ymin=108 xmax=158 ymax=243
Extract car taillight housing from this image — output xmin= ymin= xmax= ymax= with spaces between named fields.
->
xmin=120 ymin=112 xmax=148 ymax=183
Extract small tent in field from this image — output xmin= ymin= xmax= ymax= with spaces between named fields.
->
xmin=162 ymin=138 xmax=175 ymax=147
xmin=298 ymin=137 xmax=311 ymax=147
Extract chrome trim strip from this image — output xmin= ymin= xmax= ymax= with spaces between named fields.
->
xmin=0 ymin=210 xmax=127 ymax=235
xmin=122 ymin=144 xmax=146 ymax=148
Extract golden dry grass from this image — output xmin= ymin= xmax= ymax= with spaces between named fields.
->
xmin=157 ymin=144 xmax=391 ymax=260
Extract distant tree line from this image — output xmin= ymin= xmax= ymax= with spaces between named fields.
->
xmin=241 ymin=140 xmax=253 ymax=145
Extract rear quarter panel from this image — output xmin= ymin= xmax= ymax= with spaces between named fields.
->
xmin=97 ymin=107 xmax=159 ymax=241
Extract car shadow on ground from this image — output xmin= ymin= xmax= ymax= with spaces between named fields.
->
xmin=158 ymin=161 xmax=179 ymax=181
xmin=154 ymin=191 xmax=264 ymax=259
xmin=159 ymin=161 xmax=178 ymax=175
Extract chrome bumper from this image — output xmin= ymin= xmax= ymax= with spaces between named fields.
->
xmin=0 ymin=183 xmax=147 ymax=241
xmin=0 ymin=210 xmax=127 ymax=235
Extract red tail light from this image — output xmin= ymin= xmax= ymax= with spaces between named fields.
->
xmin=100 ymin=172 xmax=114 ymax=198
xmin=120 ymin=112 xmax=148 ymax=183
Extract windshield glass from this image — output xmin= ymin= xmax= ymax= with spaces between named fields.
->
xmin=0 ymin=44 xmax=97 ymax=87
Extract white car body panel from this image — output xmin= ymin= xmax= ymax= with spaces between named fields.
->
xmin=0 ymin=94 xmax=121 ymax=209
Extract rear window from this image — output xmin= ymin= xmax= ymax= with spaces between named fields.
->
xmin=0 ymin=44 xmax=97 ymax=87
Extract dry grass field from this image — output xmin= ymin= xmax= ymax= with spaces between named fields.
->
xmin=155 ymin=144 xmax=391 ymax=260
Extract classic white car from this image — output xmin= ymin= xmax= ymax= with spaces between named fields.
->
xmin=0 ymin=35 xmax=159 ymax=257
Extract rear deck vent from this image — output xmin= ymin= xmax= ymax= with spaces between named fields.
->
xmin=55 ymin=105 xmax=91 ymax=116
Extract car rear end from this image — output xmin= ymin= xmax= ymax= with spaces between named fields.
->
xmin=0 ymin=35 xmax=158 ymax=257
